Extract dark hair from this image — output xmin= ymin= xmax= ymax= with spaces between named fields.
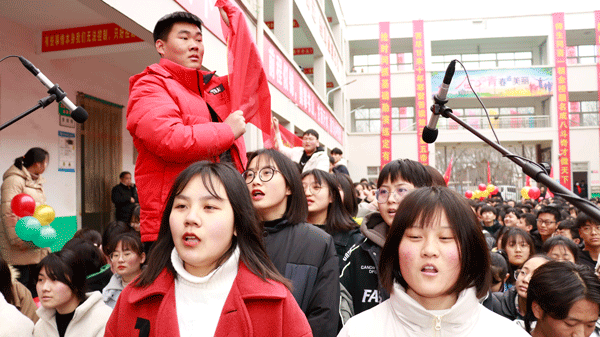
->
xmin=107 ymin=232 xmax=144 ymax=258
xmin=302 ymin=170 xmax=356 ymax=234
xmin=424 ymin=165 xmax=447 ymax=187
xmin=575 ymin=211 xmax=599 ymax=229
xmin=37 ymin=250 xmax=87 ymax=303
xmin=302 ymin=129 xmax=319 ymax=139
xmin=119 ymin=171 xmax=131 ymax=179
xmin=522 ymin=213 xmax=537 ymax=230
xmin=153 ymin=11 xmax=203 ymax=42
xmin=101 ymin=221 xmax=133 ymax=256
xmin=130 ymin=205 xmax=141 ymax=223
xmin=14 ymin=147 xmax=49 ymax=169
xmin=525 ymin=261 xmax=600 ymax=333
xmin=557 ymin=218 xmax=580 ymax=241
xmin=538 ymin=205 xmax=562 ymax=223
xmin=328 ymin=155 xmax=335 ymax=165
xmin=377 ymin=158 xmax=433 ymax=189
xmin=480 ymin=205 xmax=497 ymax=216
xmin=62 ymin=238 xmax=106 ymax=279
xmin=247 ymin=149 xmax=308 ymax=225
xmin=504 ymin=207 xmax=522 ymax=219
xmin=0 ymin=255 xmax=15 ymax=305
xmin=136 ymin=161 xmax=290 ymax=289
xmin=490 ymin=251 xmax=509 ymax=289
xmin=330 ymin=147 xmax=343 ymax=155
xmin=72 ymin=228 xmax=102 ymax=248
xmin=542 ymin=236 xmax=578 ymax=263
xmin=501 ymin=227 xmax=535 ymax=284
xmin=335 ymin=173 xmax=358 ymax=217
xmin=379 ymin=187 xmax=491 ymax=298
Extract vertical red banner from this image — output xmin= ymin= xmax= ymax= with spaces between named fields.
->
xmin=413 ymin=20 xmax=429 ymax=165
xmin=379 ymin=22 xmax=392 ymax=168
xmin=553 ymin=13 xmax=572 ymax=190
xmin=595 ymin=11 xmax=600 ymax=179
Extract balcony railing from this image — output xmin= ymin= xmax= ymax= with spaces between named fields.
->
xmin=439 ymin=115 xmax=551 ymax=130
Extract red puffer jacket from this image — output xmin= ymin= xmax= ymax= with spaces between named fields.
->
xmin=104 ymin=262 xmax=312 ymax=337
xmin=127 ymin=58 xmax=247 ymax=242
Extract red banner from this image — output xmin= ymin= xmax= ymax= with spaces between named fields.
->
xmin=41 ymin=23 xmax=142 ymax=52
xmin=175 ymin=0 xmax=226 ymax=42
xmin=553 ymin=13 xmax=571 ymax=190
xmin=443 ymin=156 xmax=453 ymax=185
xmin=263 ymin=37 xmax=343 ymax=144
xmin=413 ymin=20 xmax=428 ymax=165
xmin=379 ymin=22 xmax=392 ymax=168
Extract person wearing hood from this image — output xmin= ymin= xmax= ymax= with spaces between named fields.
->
xmin=339 ymin=159 xmax=433 ymax=323
xmin=0 ymin=147 xmax=50 ymax=297
xmin=126 ymin=6 xmax=259 ymax=248
xmin=273 ymin=117 xmax=330 ymax=173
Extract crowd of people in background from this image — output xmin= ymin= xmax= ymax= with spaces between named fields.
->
xmin=2 ymin=6 xmax=600 ymax=337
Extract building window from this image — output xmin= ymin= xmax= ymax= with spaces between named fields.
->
xmin=438 ymin=106 xmax=547 ymax=129
xmin=353 ymin=107 xmax=415 ymax=133
xmin=430 ymin=52 xmax=533 ymax=71
xmin=352 ymin=53 xmax=413 ymax=73
xmin=569 ymin=101 xmax=599 ymax=127
xmin=567 ymin=45 xmax=599 ymax=65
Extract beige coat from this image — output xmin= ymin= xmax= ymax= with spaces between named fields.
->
xmin=0 ymin=164 xmax=49 ymax=265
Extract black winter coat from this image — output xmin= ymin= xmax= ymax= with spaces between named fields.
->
xmin=111 ymin=183 xmax=138 ymax=222
xmin=263 ymin=218 xmax=340 ymax=337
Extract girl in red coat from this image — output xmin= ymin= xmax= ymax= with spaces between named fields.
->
xmin=105 ymin=161 xmax=312 ymax=337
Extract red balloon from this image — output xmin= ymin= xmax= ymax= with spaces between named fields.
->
xmin=11 ymin=193 xmax=36 ymax=217
xmin=528 ymin=187 xmax=541 ymax=200
xmin=478 ymin=184 xmax=487 ymax=191
xmin=465 ymin=190 xmax=473 ymax=198
xmin=479 ymin=196 xmax=485 ymax=201
xmin=492 ymin=186 xmax=499 ymax=195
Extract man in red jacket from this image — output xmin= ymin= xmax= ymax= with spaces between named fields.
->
xmin=127 ymin=11 xmax=248 ymax=247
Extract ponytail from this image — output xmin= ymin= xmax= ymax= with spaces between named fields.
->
xmin=14 ymin=147 xmax=49 ymax=169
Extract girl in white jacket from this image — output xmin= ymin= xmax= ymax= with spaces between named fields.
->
xmin=34 ymin=250 xmax=112 ymax=337
xmin=338 ymin=186 xmax=529 ymax=337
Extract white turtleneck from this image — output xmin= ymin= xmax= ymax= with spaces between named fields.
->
xmin=171 ymin=246 xmax=240 ymax=337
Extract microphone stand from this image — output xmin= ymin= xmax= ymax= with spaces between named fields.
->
xmin=0 ymin=93 xmax=57 ymax=131
xmin=431 ymin=101 xmax=600 ymax=223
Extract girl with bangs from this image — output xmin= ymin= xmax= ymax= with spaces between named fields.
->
xmin=244 ymin=149 xmax=339 ymax=337
xmin=501 ymin=227 xmax=535 ymax=287
xmin=105 ymin=161 xmax=310 ymax=337
xmin=34 ymin=250 xmax=112 ymax=337
xmin=102 ymin=232 xmax=146 ymax=308
xmin=301 ymin=169 xmax=362 ymax=269
xmin=339 ymin=186 xmax=528 ymax=337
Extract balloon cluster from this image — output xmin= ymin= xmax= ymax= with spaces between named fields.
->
xmin=11 ymin=193 xmax=57 ymax=248
xmin=464 ymin=184 xmax=499 ymax=201
xmin=521 ymin=186 xmax=540 ymax=200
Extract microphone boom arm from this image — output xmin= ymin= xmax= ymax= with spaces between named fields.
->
xmin=435 ymin=103 xmax=600 ymax=223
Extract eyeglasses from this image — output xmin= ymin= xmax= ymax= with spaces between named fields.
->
xmin=110 ymin=251 xmax=135 ymax=261
xmin=514 ymin=269 xmax=532 ymax=280
xmin=536 ymin=219 xmax=556 ymax=226
xmin=303 ymin=182 xmax=322 ymax=195
xmin=581 ymin=224 xmax=600 ymax=233
xmin=242 ymin=167 xmax=280 ymax=184
xmin=375 ymin=187 xmax=410 ymax=203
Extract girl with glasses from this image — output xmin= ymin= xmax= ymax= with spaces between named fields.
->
xmin=105 ymin=161 xmax=310 ymax=337
xmin=339 ymin=159 xmax=433 ymax=322
xmin=102 ymin=233 xmax=146 ymax=308
xmin=245 ymin=149 xmax=339 ymax=337
xmin=339 ymin=187 xmax=529 ymax=337
xmin=301 ymin=169 xmax=362 ymax=271
xmin=501 ymin=227 xmax=536 ymax=287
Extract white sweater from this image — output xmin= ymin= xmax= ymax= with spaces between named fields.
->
xmin=34 ymin=291 xmax=112 ymax=337
xmin=171 ymin=247 xmax=239 ymax=337
xmin=0 ymin=292 xmax=34 ymax=337
xmin=338 ymin=284 xmax=530 ymax=337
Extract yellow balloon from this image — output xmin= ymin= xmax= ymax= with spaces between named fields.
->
xmin=33 ymin=205 xmax=55 ymax=226
xmin=487 ymin=184 xmax=495 ymax=192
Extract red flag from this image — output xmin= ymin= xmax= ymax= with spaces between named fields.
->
xmin=263 ymin=125 xmax=302 ymax=148
xmin=443 ymin=156 xmax=453 ymax=185
xmin=526 ymin=175 xmax=531 ymax=187
xmin=217 ymin=0 xmax=272 ymax=143
xmin=487 ymin=161 xmax=491 ymax=184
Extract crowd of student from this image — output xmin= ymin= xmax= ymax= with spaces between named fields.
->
xmin=2 ymin=149 xmax=600 ymax=336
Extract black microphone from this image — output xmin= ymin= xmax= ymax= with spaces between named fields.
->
xmin=18 ymin=57 xmax=88 ymax=123
xmin=422 ymin=60 xmax=456 ymax=143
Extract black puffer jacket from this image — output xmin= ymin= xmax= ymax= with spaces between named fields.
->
xmin=339 ymin=212 xmax=390 ymax=321
xmin=263 ymin=218 xmax=340 ymax=337
xmin=491 ymin=287 xmax=523 ymax=321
